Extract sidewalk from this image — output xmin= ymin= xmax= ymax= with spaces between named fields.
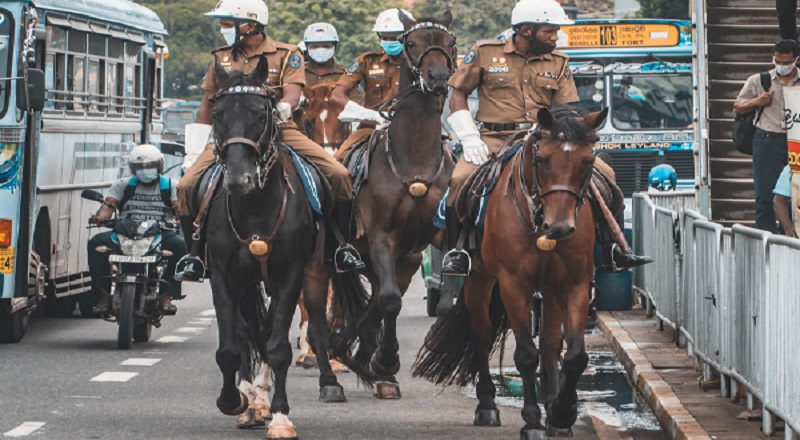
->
xmin=596 ymin=307 xmax=769 ymax=440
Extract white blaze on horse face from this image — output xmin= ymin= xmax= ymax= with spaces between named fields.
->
xmin=562 ymin=142 xmax=576 ymax=152
xmin=320 ymin=109 xmax=329 ymax=146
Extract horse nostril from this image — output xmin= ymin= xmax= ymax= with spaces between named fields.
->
xmin=245 ymin=174 xmax=253 ymax=186
xmin=542 ymin=223 xmax=550 ymax=233
xmin=568 ymin=226 xmax=576 ymax=235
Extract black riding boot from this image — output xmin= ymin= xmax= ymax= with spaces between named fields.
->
xmin=441 ymin=207 xmax=470 ymax=276
xmin=599 ymin=210 xmax=652 ymax=271
xmin=331 ymin=199 xmax=365 ymax=273
xmin=174 ymin=215 xmax=206 ymax=282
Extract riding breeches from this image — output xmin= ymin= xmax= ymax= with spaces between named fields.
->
xmin=176 ymin=121 xmax=353 ymax=215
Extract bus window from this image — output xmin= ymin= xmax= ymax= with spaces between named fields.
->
xmin=108 ymin=39 xmax=123 ymax=113
xmin=611 ymin=75 xmax=692 ymax=130
xmin=573 ymin=76 xmax=605 ymax=114
xmin=0 ymin=11 xmax=12 ymax=118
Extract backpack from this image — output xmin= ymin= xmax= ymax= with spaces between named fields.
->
xmin=731 ymin=72 xmax=772 ymax=156
xmin=120 ymin=175 xmax=173 ymax=211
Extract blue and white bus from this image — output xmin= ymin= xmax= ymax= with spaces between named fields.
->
xmin=0 ymin=0 xmax=168 ymax=342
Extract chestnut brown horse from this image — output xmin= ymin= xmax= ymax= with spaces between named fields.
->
xmin=297 ymin=83 xmax=351 ymax=155
xmin=414 ymin=107 xmax=608 ymax=438
xmin=330 ymin=12 xmax=457 ymax=398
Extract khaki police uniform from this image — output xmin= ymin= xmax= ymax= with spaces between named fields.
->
xmin=176 ymin=36 xmax=352 ymax=214
xmin=304 ymin=61 xmax=365 ymax=104
xmin=333 ymin=50 xmax=402 ymax=160
xmin=447 ymin=37 xmax=579 ymax=202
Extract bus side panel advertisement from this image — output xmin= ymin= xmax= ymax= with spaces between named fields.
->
xmin=784 ymin=87 xmax=800 ymax=236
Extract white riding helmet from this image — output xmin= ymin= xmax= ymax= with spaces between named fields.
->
xmin=511 ymin=0 xmax=573 ymax=27
xmin=304 ymin=23 xmax=339 ymax=44
xmin=373 ymin=8 xmax=414 ymax=33
xmin=128 ymin=144 xmax=164 ymax=174
xmin=205 ymin=0 xmax=269 ymax=26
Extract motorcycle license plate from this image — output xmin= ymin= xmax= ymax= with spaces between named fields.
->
xmin=109 ymin=255 xmax=156 ymax=263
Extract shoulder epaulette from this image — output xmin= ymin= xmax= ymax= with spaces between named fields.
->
xmin=273 ymin=41 xmax=297 ymax=52
xmin=475 ymin=39 xmax=506 ymax=48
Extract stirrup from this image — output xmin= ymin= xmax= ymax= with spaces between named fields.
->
xmin=441 ymin=248 xmax=471 ymax=277
xmin=334 ymin=244 xmax=365 ymax=273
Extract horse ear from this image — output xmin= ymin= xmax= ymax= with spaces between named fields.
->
xmin=440 ymin=9 xmax=453 ymax=28
xmin=537 ymin=107 xmax=554 ymax=130
xmin=584 ymin=107 xmax=609 ymax=130
xmin=253 ymin=56 xmax=269 ymax=85
xmin=399 ymin=9 xmax=415 ymax=31
xmin=214 ymin=55 xmax=228 ymax=86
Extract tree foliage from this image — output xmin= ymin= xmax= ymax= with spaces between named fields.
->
xmin=134 ymin=0 xmax=401 ymax=100
xmin=412 ymin=0 xmax=518 ymax=51
xmin=638 ymin=0 xmax=690 ymax=20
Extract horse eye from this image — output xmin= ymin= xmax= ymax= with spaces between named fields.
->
xmin=406 ymin=41 xmax=414 ymax=48
xmin=449 ymin=40 xmax=456 ymax=47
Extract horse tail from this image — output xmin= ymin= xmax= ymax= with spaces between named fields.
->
xmin=329 ymin=270 xmax=371 ymax=378
xmin=412 ymin=285 xmax=508 ymax=387
xmin=240 ymin=284 xmax=272 ymax=368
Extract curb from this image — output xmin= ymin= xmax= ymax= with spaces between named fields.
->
xmin=595 ymin=311 xmax=712 ymax=440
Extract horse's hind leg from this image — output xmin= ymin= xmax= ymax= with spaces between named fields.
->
xmin=497 ymin=274 xmax=546 ymax=437
xmin=463 ymin=271 xmax=502 ymax=427
xmin=545 ymin=283 xmax=590 ymax=436
xmin=210 ymin=276 xmax=249 ymax=416
xmin=236 ymin=356 xmax=272 ymax=429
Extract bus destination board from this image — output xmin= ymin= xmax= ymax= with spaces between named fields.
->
xmin=561 ymin=24 xmax=680 ymax=48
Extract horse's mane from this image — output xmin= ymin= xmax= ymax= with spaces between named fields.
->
xmin=304 ymin=83 xmax=336 ymax=121
xmin=545 ymin=106 xmax=599 ymax=144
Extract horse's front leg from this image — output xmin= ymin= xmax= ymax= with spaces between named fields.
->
xmin=369 ymin=236 xmax=403 ymax=399
xmin=497 ymin=273 xmax=546 ymax=438
xmin=539 ymin=291 xmax=563 ymax=406
xmin=265 ymin=263 xmax=305 ymax=440
xmin=545 ymin=280 xmax=591 ymax=436
xmin=210 ymin=273 xmax=249 ymax=416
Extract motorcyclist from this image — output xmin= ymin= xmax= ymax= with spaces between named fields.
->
xmin=87 ymin=144 xmax=186 ymax=315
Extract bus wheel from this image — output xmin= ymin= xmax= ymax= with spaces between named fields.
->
xmin=0 ymin=306 xmax=29 ymax=343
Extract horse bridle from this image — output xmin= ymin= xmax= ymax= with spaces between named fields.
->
xmin=212 ymin=84 xmax=278 ymax=188
xmin=399 ymin=22 xmax=457 ymax=94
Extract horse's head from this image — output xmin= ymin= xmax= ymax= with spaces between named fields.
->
xmin=531 ymin=106 xmax=608 ymax=241
xmin=211 ymin=55 xmax=275 ymax=196
xmin=398 ymin=10 xmax=457 ymax=95
xmin=302 ymin=83 xmax=347 ymax=154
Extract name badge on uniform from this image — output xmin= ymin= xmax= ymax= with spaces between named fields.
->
xmin=369 ymin=69 xmax=385 ymax=78
xmin=488 ymin=63 xmax=509 ymax=74
xmin=542 ymin=72 xmax=557 ymax=80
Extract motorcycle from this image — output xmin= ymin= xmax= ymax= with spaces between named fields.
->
xmin=81 ymin=189 xmax=177 ymax=349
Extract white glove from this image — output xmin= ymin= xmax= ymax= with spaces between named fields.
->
xmin=276 ymin=101 xmax=292 ymax=123
xmin=183 ymin=123 xmax=212 ymax=171
xmin=337 ymin=100 xmax=387 ymax=124
xmin=447 ymin=110 xmax=489 ymax=165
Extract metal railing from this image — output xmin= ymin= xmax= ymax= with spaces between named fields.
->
xmin=633 ymin=193 xmax=800 ymax=438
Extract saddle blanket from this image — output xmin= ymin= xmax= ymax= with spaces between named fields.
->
xmin=287 ymin=147 xmax=323 ymax=217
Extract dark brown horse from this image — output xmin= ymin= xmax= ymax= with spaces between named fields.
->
xmin=414 ymin=107 xmax=608 ymax=438
xmin=330 ymin=12 xmax=457 ymax=398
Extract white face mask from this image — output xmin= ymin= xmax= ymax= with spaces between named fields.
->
xmin=135 ymin=169 xmax=159 ymax=184
xmin=221 ymin=27 xmax=237 ymax=45
xmin=774 ymin=57 xmax=798 ymax=76
xmin=308 ymin=48 xmax=335 ymax=64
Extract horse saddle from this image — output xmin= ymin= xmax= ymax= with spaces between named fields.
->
xmin=342 ymin=127 xmax=387 ymax=197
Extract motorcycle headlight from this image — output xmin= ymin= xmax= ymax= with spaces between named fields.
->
xmin=118 ymin=236 xmax=155 ymax=257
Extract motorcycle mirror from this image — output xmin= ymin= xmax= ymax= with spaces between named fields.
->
xmin=81 ymin=189 xmax=105 ymax=203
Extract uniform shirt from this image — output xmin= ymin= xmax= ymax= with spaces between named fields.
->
xmin=336 ymin=50 xmax=402 ymax=110
xmin=304 ymin=60 xmax=365 ymax=105
xmin=449 ymin=37 xmax=579 ymax=124
xmin=108 ymin=177 xmax=178 ymax=223
xmin=201 ymin=36 xmax=305 ymax=98
xmin=736 ymin=69 xmax=800 ymax=133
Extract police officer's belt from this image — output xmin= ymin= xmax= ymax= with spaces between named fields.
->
xmin=478 ymin=122 xmax=533 ymax=132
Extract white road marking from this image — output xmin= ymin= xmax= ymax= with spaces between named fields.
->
xmin=200 ymin=309 xmax=216 ymax=316
xmin=90 ymin=372 xmax=138 ymax=382
xmin=156 ymin=336 xmax=188 ymax=343
xmin=120 ymin=358 xmax=161 ymax=366
xmin=4 ymin=422 xmax=46 ymax=437
xmin=175 ymin=327 xmax=204 ymax=333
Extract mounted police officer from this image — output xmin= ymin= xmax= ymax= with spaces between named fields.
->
xmin=441 ymin=0 xmax=651 ymax=276
xmin=174 ymin=0 xmax=364 ymax=281
xmin=88 ymin=144 xmax=186 ymax=315
xmin=329 ymin=8 xmax=413 ymax=160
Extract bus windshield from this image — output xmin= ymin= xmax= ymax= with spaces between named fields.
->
xmin=0 ymin=11 xmax=13 ymax=118
xmin=610 ymin=74 xmax=692 ymax=130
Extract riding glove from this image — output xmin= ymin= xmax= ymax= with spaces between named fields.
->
xmin=276 ymin=101 xmax=293 ymax=123
xmin=447 ymin=110 xmax=489 ymax=165
xmin=337 ymin=101 xmax=387 ymax=124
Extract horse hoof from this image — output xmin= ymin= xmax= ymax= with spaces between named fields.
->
xmin=370 ymin=352 xmax=400 ymax=376
xmin=372 ymin=381 xmax=402 ymax=399
xmin=216 ymin=390 xmax=249 ymax=416
xmin=254 ymin=402 xmax=272 ymax=420
xmin=545 ymin=423 xmax=573 ymax=437
xmin=302 ymin=355 xmax=318 ymax=369
xmin=319 ymin=384 xmax=347 ymax=403
xmin=546 ymin=401 xmax=578 ymax=431
xmin=520 ymin=427 xmax=548 ymax=440
xmin=236 ymin=408 xmax=265 ymax=429
xmin=473 ymin=408 xmax=501 ymax=426
xmin=267 ymin=414 xmax=298 ymax=440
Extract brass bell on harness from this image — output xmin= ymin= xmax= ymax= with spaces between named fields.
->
xmin=408 ymin=182 xmax=429 ymax=197
xmin=536 ymin=235 xmax=557 ymax=251
xmin=249 ymin=240 xmax=269 ymax=256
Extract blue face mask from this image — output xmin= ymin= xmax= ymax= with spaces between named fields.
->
xmin=135 ymin=169 xmax=159 ymax=183
xmin=381 ymin=41 xmax=403 ymax=57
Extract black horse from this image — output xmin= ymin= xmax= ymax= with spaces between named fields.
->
xmin=197 ymin=55 xmax=348 ymax=439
